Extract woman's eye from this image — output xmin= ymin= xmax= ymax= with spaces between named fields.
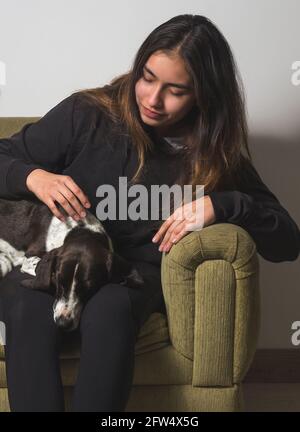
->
xmin=171 ymin=92 xmax=186 ymax=97
xmin=142 ymin=74 xmax=152 ymax=83
xmin=142 ymin=74 xmax=186 ymax=97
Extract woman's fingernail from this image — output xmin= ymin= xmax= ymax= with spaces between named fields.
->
xmin=152 ymin=236 xmax=157 ymax=243
xmin=85 ymin=202 xmax=91 ymax=208
xmin=80 ymin=211 xmax=86 ymax=218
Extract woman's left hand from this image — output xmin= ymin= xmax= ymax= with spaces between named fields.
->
xmin=152 ymin=195 xmax=216 ymax=253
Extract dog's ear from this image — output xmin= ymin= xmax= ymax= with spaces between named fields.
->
xmin=122 ymin=266 xmax=144 ymax=289
xmin=20 ymin=248 xmax=59 ymax=293
xmin=108 ymin=252 xmax=144 ymax=289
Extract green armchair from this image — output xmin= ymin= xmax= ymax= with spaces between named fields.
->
xmin=0 ymin=118 xmax=260 ymax=412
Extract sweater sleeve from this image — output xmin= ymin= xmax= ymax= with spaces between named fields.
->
xmin=208 ymin=158 xmax=300 ymax=263
xmin=0 ymin=92 xmax=92 ymax=199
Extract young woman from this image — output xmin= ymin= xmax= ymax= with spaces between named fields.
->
xmin=0 ymin=14 xmax=299 ymax=412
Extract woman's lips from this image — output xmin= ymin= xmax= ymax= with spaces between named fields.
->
xmin=142 ymin=105 xmax=165 ymax=119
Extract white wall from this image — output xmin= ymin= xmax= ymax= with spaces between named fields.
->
xmin=0 ymin=0 xmax=299 ymax=348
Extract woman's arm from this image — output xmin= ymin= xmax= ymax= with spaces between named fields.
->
xmin=208 ymin=158 xmax=300 ymax=263
xmin=0 ymin=93 xmax=89 ymax=199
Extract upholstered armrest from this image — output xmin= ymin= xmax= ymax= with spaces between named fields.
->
xmin=161 ymin=223 xmax=260 ymax=387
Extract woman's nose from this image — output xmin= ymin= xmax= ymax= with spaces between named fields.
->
xmin=148 ymin=89 xmax=163 ymax=107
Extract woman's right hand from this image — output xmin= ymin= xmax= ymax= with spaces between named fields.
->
xmin=26 ymin=169 xmax=91 ymax=222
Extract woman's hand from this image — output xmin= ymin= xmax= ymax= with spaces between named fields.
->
xmin=26 ymin=169 xmax=91 ymax=222
xmin=152 ymin=195 xmax=216 ymax=253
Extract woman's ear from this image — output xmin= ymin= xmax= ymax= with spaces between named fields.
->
xmin=108 ymin=252 xmax=144 ymax=289
xmin=20 ymin=248 xmax=59 ymax=293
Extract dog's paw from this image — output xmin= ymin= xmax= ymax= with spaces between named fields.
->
xmin=0 ymin=253 xmax=13 ymax=279
xmin=20 ymin=256 xmax=42 ymax=276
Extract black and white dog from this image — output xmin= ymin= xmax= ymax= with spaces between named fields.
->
xmin=0 ymin=198 xmax=143 ymax=332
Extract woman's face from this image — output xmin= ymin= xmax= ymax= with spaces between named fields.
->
xmin=135 ymin=51 xmax=197 ymax=137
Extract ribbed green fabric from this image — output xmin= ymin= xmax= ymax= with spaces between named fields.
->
xmin=125 ymin=383 xmax=244 ymax=412
xmin=0 ymin=117 xmax=39 ymax=138
xmin=193 ymin=260 xmax=236 ymax=386
xmin=0 ymin=118 xmax=260 ymax=412
xmin=161 ymin=223 xmax=260 ymax=391
xmin=0 ymin=383 xmax=243 ymax=412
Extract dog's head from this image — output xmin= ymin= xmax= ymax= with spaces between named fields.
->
xmin=21 ymin=229 xmax=143 ymax=332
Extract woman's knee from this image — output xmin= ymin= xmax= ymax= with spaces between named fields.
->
xmin=0 ymin=271 xmax=56 ymax=332
xmin=79 ymin=283 xmax=134 ymax=331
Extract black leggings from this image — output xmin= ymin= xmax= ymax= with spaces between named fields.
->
xmin=0 ymin=260 xmax=165 ymax=412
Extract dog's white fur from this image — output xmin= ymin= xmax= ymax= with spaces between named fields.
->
xmin=0 ymin=239 xmax=26 ymax=276
xmin=53 ymin=263 xmax=82 ymax=329
xmin=46 ymin=213 xmax=113 ymax=252
xmin=0 ymin=212 xmax=113 ymax=278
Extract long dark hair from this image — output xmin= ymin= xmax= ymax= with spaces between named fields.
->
xmin=73 ymin=14 xmax=252 ymax=195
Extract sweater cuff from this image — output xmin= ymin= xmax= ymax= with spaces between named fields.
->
xmin=207 ymin=191 xmax=236 ymax=223
xmin=6 ymin=159 xmax=44 ymax=197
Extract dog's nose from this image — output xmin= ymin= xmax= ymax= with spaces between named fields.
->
xmin=55 ymin=315 xmax=73 ymax=330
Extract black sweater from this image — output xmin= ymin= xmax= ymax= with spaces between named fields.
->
xmin=0 ymin=93 xmax=299 ymax=265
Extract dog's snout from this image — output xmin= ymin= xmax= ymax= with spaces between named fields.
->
xmin=53 ymin=293 xmax=82 ymax=332
xmin=55 ymin=315 xmax=73 ymax=330
xmin=62 ymin=308 xmax=71 ymax=319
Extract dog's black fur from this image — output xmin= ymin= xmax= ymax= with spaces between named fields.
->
xmin=0 ymin=198 xmax=144 ymax=331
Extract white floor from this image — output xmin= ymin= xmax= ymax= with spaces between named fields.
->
xmin=243 ymin=383 xmax=300 ymax=412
